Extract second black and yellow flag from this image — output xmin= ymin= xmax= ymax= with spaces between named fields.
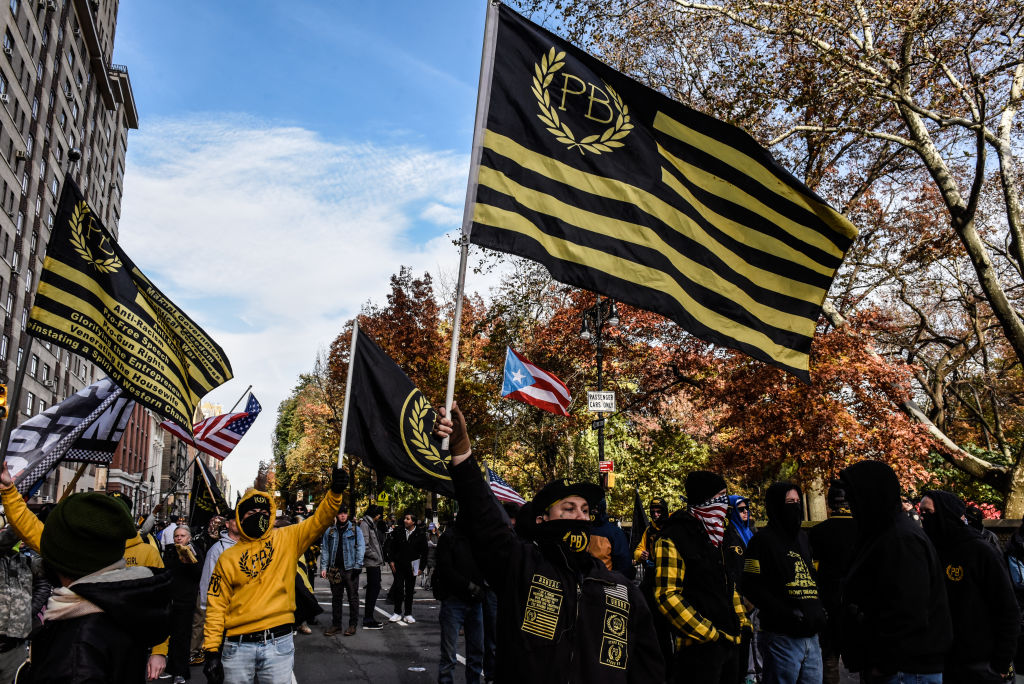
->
xmin=27 ymin=176 xmax=232 ymax=431
xmin=469 ymin=5 xmax=858 ymax=382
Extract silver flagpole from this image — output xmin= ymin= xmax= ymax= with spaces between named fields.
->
xmin=442 ymin=0 xmax=501 ymax=446
xmin=337 ymin=319 xmax=360 ymax=468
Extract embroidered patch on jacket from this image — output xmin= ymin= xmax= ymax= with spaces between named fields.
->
xmin=946 ymin=564 xmax=964 ymax=582
xmin=743 ymin=558 xmax=760 ymax=574
xmin=600 ymin=585 xmax=630 ymax=670
xmin=521 ymin=579 xmax=562 ymax=640
xmin=600 ymin=634 xmax=628 ymax=670
xmin=604 ymin=583 xmax=630 ymax=612
xmin=238 ymin=540 xmax=275 ymax=579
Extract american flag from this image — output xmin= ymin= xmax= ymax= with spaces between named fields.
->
xmin=160 ymin=394 xmax=262 ymax=460
xmin=500 ymin=346 xmax=571 ymax=416
xmin=487 ymin=466 xmax=526 ymax=505
xmin=691 ymin=494 xmax=729 ymax=547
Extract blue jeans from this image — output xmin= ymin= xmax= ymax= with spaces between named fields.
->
xmin=438 ymin=597 xmax=484 ymax=684
xmin=482 ymin=589 xmax=498 ymax=677
xmin=759 ymin=632 xmax=823 ymax=684
xmin=861 ymin=675 xmax=942 ymax=684
xmin=222 ymin=632 xmax=294 ymax=684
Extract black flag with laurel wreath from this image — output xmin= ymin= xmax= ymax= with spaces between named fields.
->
xmin=26 ymin=176 xmax=233 ymax=431
xmin=468 ymin=6 xmax=859 ymax=382
xmin=190 ymin=458 xmax=229 ymax=532
xmin=344 ymin=332 xmax=453 ymax=496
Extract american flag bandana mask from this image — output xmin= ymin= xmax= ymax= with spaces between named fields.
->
xmin=692 ymin=494 xmax=729 ymax=547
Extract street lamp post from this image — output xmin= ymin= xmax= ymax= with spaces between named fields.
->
xmin=580 ymin=294 xmax=618 ymax=471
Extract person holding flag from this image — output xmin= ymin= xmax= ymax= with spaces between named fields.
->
xmin=434 ymin=401 xmax=664 ymax=682
xmin=201 ymin=466 xmax=348 ymax=684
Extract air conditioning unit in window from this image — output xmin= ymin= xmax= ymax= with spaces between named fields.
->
xmin=42 ymin=379 xmax=55 ymax=389
xmin=72 ymin=27 xmax=81 ymax=37
xmin=0 ymin=94 xmax=8 ymax=105
xmin=14 ymin=150 xmax=27 ymax=161
xmin=3 ymin=48 xmax=11 ymax=57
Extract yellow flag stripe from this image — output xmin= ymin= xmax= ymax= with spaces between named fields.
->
xmin=478 ymin=165 xmax=820 ymax=330
xmin=28 ymin=303 xmax=193 ymax=404
xmin=656 ymin=142 xmax=844 ymax=262
xmin=653 ymin=112 xmax=858 ymax=243
xmin=483 ymin=130 xmax=835 ymax=278
xmin=473 ymin=201 xmax=811 ymax=370
xmin=38 ymin=258 xmax=208 ymax=395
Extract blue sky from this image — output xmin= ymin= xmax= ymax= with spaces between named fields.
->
xmin=110 ymin=2 xmax=495 ymax=495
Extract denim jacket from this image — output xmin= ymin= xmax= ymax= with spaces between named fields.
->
xmin=320 ymin=521 xmax=365 ymax=571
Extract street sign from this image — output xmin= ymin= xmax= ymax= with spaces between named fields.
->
xmin=599 ymin=460 xmax=614 ymax=473
xmin=591 ymin=418 xmax=605 ymax=430
xmin=587 ymin=391 xmax=616 ymax=412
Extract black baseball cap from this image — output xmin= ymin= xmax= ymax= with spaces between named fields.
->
xmin=533 ymin=479 xmax=603 ymax=515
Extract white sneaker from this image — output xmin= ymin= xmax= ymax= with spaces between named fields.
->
xmin=403 ymin=615 xmax=416 ymax=624
xmin=388 ymin=613 xmax=402 ymax=623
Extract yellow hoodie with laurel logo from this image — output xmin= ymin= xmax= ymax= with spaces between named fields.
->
xmin=203 ymin=488 xmax=341 ymax=649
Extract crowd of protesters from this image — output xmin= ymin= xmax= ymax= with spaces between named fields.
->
xmin=4 ymin=400 xmax=1024 ymax=683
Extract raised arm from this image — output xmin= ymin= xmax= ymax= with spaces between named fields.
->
xmin=0 ymin=472 xmax=42 ymax=552
xmin=284 ymin=469 xmax=347 ymax=555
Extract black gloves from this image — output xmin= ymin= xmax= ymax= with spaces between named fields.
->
xmin=203 ymin=651 xmax=223 ymax=684
xmin=330 ymin=467 xmax=349 ymax=494
xmin=467 ymin=581 xmax=484 ymax=601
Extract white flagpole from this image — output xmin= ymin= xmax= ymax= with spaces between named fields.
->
xmin=442 ymin=0 xmax=501 ymax=445
xmin=337 ymin=319 xmax=360 ymax=468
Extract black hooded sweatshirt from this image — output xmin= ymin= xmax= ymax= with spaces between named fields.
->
xmin=922 ymin=490 xmax=1019 ymax=675
xmin=742 ymin=482 xmax=826 ymax=637
xmin=838 ymin=461 xmax=952 ymax=675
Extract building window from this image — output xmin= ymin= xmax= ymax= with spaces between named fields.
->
xmin=41 ymin=28 xmax=46 ymax=46
xmin=42 ymin=363 xmax=49 ymax=381
xmin=9 ymin=0 xmax=17 ymax=16
xmin=5 ymin=293 xmax=11 ymax=312
xmin=0 ymin=335 xmax=7 ymax=360
xmin=38 ymin=158 xmax=45 ymax=180
xmin=16 ymin=345 xmax=22 ymax=369
xmin=29 ymin=354 xmax=37 ymax=377
xmin=25 ymin=134 xmax=32 ymax=153
xmin=11 ymin=252 xmax=18 ymax=272
xmin=24 ymin=392 xmax=34 ymax=415
xmin=35 ymin=61 xmax=41 ymax=80
xmin=30 ymin=97 xmax=36 ymax=119
xmin=0 ymin=72 xmax=7 ymax=96
xmin=65 ymin=46 xmax=73 ymax=68
xmin=15 ymin=212 xmax=22 ymax=235
xmin=50 ymin=177 xmax=57 ymax=196
xmin=71 ymin=101 xmax=77 ymax=121
xmin=58 ymin=110 xmax=65 ymax=130
xmin=38 ymin=400 xmax=46 ymax=413
xmin=20 ymin=307 xmax=27 ymax=327
xmin=3 ymin=30 xmax=12 ymax=52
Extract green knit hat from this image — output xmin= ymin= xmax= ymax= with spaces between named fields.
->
xmin=40 ymin=492 xmax=136 ymax=579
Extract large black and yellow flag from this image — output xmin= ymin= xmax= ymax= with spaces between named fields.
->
xmin=468 ymin=6 xmax=858 ymax=381
xmin=190 ymin=458 xmax=229 ymax=532
xmin=27 ymin=177 xmax=232 ymax=430
xmin=344 ymin=330 xmax=453 ymax=496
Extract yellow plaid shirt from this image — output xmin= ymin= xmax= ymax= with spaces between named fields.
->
xmin=653 ymin=536 xmax=749 ymax=647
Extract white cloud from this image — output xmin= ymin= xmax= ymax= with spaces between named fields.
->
xmin=119 ymin=115 xmax=481 ymax=494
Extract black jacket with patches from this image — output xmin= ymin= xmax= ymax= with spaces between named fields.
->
xmin=742 ymin=483 xmax=826 ymax=637
xmin=923 ymin=490 xmax=1020 ymax=675
xmin=450 ymin=457 xmax=664 ymax=683
xmin=27 ymin=567 xmax=172 ymax=684
xmin=838 ymin=461 xmax=952 ymax=675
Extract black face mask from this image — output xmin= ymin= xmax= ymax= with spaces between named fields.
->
xmin=539 ymin=519 xmax=592 ymax=555
xmin=779 ymin=502 xmax=803 ymax=536
xmin=921 ymin=512 xmax=940 ymax=542
xmin=241 ymin=511 xmax=271 ymax=539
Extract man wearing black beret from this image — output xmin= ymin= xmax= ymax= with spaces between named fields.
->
xmin=435 ymin=402 xmax=664 ymax=683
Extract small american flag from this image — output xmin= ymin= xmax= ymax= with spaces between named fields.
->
xmin=487 ymin=467 xmax=526 ymax=505
xmin=160 ymin=394 xmax=262 ymax=460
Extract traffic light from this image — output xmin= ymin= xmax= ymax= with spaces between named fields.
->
xmin=0 ymin=383 xmax=7 ymax=420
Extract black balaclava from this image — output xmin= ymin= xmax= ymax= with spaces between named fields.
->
xmin=766 ymin=481 xmax=803 ymax=539
xmin=921 ymin=489 xmax=970 ymax=552
xmin=237 ymin=492 xmax=273 ymax=540
xmin=839 ymin=460 xmax=902 ymax=543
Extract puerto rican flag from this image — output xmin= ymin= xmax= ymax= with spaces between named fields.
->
xmin=500 ymin=346 xmax=571 ymax=416
xmin=487 ymin=466 xmax=526 ymax=505
xmin=160 ymin=394 xmax=262 ymax=460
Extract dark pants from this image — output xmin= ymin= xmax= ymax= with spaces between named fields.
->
xmin=642 ymin=578 xmax=675 ymax=676
xmin=393 ymin=563 xmax=416 ymax=616
xmin=329 ymin=568 xmax=360 ymax=627
xmin=438 ymin=597 xmax=484 ymax=684
xmin=673 ymin=640 xmax=737 ymax=684
xmin=168 ymin=600 xmax=195 ymax=679
xmin=482 ymin=589 xmax=498 ymax=677
xmin=363 ymin=566 xmax=382 ymax=623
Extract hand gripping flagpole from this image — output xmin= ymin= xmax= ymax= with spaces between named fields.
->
xmin=442 ymin=0 xmax=500 ymax=448
xmin=337 ymin=319 xmax=359 ymax=468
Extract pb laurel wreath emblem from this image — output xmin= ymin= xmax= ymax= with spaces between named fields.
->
xmin=532 ymin=47 xmax=632 ymax=155
xmin=69 ymin=201 xmax=122 ymax=274
xmin=400 ymin=390 xmax=450 ymax=478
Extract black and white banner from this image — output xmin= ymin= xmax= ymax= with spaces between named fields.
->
xmin=4 ymin=377 xmax=135 ymax=494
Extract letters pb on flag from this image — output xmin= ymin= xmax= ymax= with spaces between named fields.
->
xmin=27 ymin=176 xmax=232 ymax=430
xmin=501 ymin=346 xmax=570 ymax=416
xmin=468 ymin=6 xmax=858 ymax=382
xmin=344 ymin=331 xmax=453 ymax=496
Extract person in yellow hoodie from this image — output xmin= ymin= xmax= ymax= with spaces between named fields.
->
xmin=202 ymin=467 xmax=347 ymax=684
xmin=0 ymin=462 xmax=170 ymax=680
